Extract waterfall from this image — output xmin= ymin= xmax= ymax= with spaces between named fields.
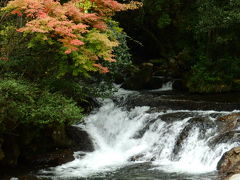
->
xmin=150 ymin=81 xmax=173 ymax=92
xmin=39 ymin=87 xmax=240 ymax=179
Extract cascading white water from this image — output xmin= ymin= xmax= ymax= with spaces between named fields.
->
xmin=39 ymin=87 xmax=240 ymax=179
xmin=150 ymin=81 xmax=173 ymax=92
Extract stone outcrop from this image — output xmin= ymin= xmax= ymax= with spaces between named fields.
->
xmin=217 ymin=113 xmax=240 ymax=133
xmin=217 ymin=147 xmax=240 ymax=179
xmin=124 ymin=92 xmax=240 ymax=111
xmin=66 ymin=126 xmax=94 ymax=152
xmin=0 ymin=125 xmax=94 ymax=179
xmin=208 ymin=113 xmax=240 ymax=148
xmin=24 ymin=149 xmax=75 ymax=168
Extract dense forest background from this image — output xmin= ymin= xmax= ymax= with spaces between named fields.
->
xmin=0 ymin=0 xmax=240 ymax=170
xmin=117 ymin=0 xmax=240 ymax=93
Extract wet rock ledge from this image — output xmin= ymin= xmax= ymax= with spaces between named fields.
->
xmin=123 ymin=91 xmax=240 ymax=111
xmin=0 ymin=125 xmax=93 ymax=180
xmin=217 ymin=147 xmax=240 ymax=180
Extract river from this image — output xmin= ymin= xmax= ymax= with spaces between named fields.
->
xmin=34 ymin=84 xmax=240 ymax=180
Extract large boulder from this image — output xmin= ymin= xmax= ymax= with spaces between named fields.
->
xmin=51 ymin=125 xmax=72 ymax=148
xmin=217 ymin=147 xmax=240 ymax=179
xmin=0 ymin=124 xmax=94 ymax=179
xmin=0 ymin=124 xmax=94 ymax=172
xmin=66 ymin=126 xmax=94 ymax=152
xmin=24 ymin=149 xmax=75 ymax=168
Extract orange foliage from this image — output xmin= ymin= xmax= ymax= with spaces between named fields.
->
xmin=93 ymin=63 xmax=109 ymax=73
xmin=3 ymin=0 xmax=140 ymax=74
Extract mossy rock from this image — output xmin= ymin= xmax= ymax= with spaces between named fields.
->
xmin=51 ymin=125 xmax=72 ymax=147
xmin=66 ymin=126 xmax=94 ymax=152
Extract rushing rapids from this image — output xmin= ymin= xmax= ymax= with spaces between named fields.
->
xmin=38 ymin=85 xmax=240 ymax=179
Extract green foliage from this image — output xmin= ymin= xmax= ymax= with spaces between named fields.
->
xmin=0 ymin=25 xmax=117 ymax=113
xmin=157 ymin=13 xmax=171 ymax=28
xmin=41 ymin=77 xmax=114 ymax=104
xmin=1 ymin=0 xmax=128 ymax=76
xmin=0 ymin=0 xmax=134 ymax=90
xmin=118 ymin=0 xmax=240 ymax=93
xmin=0 ymin=16 xmax=124 ymax=104
xmin=101 ymin=20 xmax=132 ymax=81
xmin=0 ymin=78 xmax=83 ymax=134
xmin=187 ymin=56 xmax=240 ymax=93
xmin=186 ymin=0 xmax=240 ymax=92
xmin=187 ymin=67 xmax=230 ymax=93
xmin=0 ymin=15 xmax=23 ymax=62
xmin=187 ymin=57 xmax=228 ymax=93
xmin=31 ymin=91 xmax=83 ymax=126
xmin=144 ymin=0 xmax=176 ymax=28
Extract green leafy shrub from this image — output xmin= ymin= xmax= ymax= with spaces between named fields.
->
xmin=187 ymin=67 xmax=231 ymax=93
xmin=187 ymin=56 xmax=240 ymax=93
xmin=0 ymin=78 xmax=83 ymax=135
xmin=101 ymin=20 xmax=132 ymax=82
xmin=187 ymin=0 xmax=240 ymax=93
xmin=40 ymin=77 xmax=113 ymax=106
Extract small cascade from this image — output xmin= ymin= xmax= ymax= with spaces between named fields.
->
xmin=150 ymin=81 xmax=173 ymax=92
xmin=39 ymin=88 xmax=240 ymax=179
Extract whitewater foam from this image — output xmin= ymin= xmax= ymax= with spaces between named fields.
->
xmin=39 ymin=87 xmax=240 ymax=179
